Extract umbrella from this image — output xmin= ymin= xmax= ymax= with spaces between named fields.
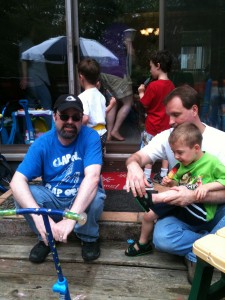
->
xmin=21 ymin=36 xmax=119 ymax=67
xmin=79 ymin=37 xmax=119 ymax=67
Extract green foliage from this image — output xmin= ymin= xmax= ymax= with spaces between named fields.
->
xmin=0 ymin=0 xmax=159 ymax=78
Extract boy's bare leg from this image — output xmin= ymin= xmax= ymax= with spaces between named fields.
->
xmin=134 ymin=189 xmax=179 ymax=250
xmin=106 ymin=103 xmax=117 ymax=141
xmin=126 ymin=210 xmax=156 ymax=252
xmin=111 ymin=95 xmax=133 ymax=141
xmin=139 ymin=213 xmax=155 ymax=245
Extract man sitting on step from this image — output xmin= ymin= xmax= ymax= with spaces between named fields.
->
xmin=10 ymin=94 xmax=106 ymax=263
xmin=125 ymin=85 xmax=225 ymax=284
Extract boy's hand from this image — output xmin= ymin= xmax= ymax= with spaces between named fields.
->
xmin=194 ymin=186 xmax=209 ymax=201
xmin=161 ymin=176 xmax=172 ymax=186
xmin=138 ymin=84 xmax=145 ymax=94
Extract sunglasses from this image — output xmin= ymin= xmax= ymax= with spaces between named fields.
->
xmin=57 ymin=112 xmax=82 ymax=122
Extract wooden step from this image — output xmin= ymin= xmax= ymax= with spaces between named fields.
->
xmin=0 ymin=236 xmax=191 ymax=299
xmin=105 ymin=140 xmax=140 ymax=154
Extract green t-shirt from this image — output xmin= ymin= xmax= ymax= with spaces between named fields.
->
xmin=173 ymin=152 xmax=225 ymax=222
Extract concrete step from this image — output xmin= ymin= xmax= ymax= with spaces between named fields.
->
xmin=0 ymin=216 xmax=142 ymax=241
xmin=0 ymin=182 xmax=167 ymax=241
xmin=0 ymin=188 xmax=142 ymax=241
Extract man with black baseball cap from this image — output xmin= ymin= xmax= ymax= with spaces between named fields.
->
xmin=54 ymin=94 xmax=84 ymax=113
xmin=10 ymin=93 xmax=106 ymax=263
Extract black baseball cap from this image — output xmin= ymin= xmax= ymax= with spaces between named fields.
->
xmin=54 ymin=94 xmax=83 ymax=113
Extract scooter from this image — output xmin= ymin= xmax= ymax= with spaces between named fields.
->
xmin=0 ymin=208 xmax=87 ymax=299
xmin=18 ymin=99 xmax=35 ymax=144
xmin=0 ymin=99 xmax=35 ymax=144
xmin=0 ymin=102 xmax=21 ymax=144
xmin=0 ymin=154 xmax=14 ymax=193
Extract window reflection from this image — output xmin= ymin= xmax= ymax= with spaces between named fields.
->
xmin=1 ymin=0 xmax=225 ymax=148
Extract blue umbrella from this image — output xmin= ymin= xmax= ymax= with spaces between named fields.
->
xmin=21 ymin=36 xmax=119 ymax=67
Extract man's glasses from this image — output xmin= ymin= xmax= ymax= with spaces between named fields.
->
xmin=57 ymin=112 xmax=82 ymax=122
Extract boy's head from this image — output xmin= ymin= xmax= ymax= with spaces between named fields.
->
xmin=149 ymin=50 xmax=173 ymax=75
xmin=169 ymin=122 xmax=203 ymax=166
xmin=78 ymin=58 xmax=100 ymax=85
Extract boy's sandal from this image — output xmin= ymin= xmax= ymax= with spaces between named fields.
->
xmin=125 ymin=240 xmax=153 ymax=257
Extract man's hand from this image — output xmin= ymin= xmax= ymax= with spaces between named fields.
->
xmin=126 ymin=152 xmax=151 ymax=197
xmin=51 ymin=218 xmax=76 ymax=243
xmin=126 ymin=162 xmax=148 ymax=197
xmin=152 ymin=185 xmax=196 ymax=207
xmin=33 ymin=214 xmax=52 ymax=245
xmin=33 ymin=214 xmax=76 ymax=244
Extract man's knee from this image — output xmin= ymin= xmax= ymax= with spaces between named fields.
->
xmin=153 ymin=217 xmax=179 ymax=252
xmin=28 ymin=185 xmax=52 ymax=207
xmin=87 ymin=188 xmax=105 ymax=214
xmin=153 ymin=222 xmax=169 ymax=250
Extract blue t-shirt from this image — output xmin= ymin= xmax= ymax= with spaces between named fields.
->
xmin=17 ymin=126 xmax=102 ymax=199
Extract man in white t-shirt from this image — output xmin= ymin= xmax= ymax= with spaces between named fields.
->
xmin=126 ymin=85 xmax=225 ymax=284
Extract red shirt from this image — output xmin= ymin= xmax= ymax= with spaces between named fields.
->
xmin=140 ymin=79 xmax=175 ymax=136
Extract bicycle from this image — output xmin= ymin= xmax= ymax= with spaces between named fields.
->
xmin=0 ymin=101 xmax=22 ymax=144
xmin=0 ymin=207 xmax=87 ymax=300
xmin=0 ymin=154 xmax=14 ymax=193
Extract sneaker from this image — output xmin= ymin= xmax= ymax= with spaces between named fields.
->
xmin=29 ymin=241 xmax=51 ymax=263
xmin=146 ymin=177 xmax=154 ymax=189
xmin=153 ymin=172 xmax=163 ymax=185
xmin=184 ymin=257 xmax=197 ymax=284
xmin=81 ymin=240 xmax=100 ymax=261
xmin=125 ymin=240 xmax=153 ymax=256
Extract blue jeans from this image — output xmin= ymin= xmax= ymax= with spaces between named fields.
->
xmin=153 ymin=204 xmax=225 ymax=263
xmin=15 ymin=185 xmax=106 ymax=242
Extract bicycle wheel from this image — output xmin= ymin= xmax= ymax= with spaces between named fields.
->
xmin=0 ymin=154 xmax=14 ymax=192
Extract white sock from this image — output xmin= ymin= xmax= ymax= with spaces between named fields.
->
xmin=160 ymin=168 xmax=168 ymax=177
xmin=144 ymin=168 xmax=152 ymax=180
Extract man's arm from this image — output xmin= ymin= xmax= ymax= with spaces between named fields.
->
xmin=10 ymin=171 xmax=39 ymax=208
xmin=126 ymin=150 xmax=153 ymax=197
xmin=203 ymin=189 xmax=225 ymax=204
xmin=152 ymin=185 xmax=225 ymax=206
xmin=70 ymin=164 xmax=101 ymax=214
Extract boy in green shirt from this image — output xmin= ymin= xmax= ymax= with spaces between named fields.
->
xmin=126 ymin=122 xmax=225 ymax=256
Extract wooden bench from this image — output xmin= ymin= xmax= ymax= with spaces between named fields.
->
xmin=188 ymin=231 xmax=225 ymax=300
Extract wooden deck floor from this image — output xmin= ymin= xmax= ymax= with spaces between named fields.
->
xmin=0 ymin=236 xmax=191 ymax=300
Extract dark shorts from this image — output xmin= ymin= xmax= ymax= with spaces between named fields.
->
xmin=151 ymin=202 xmax=177 ymax=219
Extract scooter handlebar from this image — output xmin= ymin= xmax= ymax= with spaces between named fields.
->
xmin=0 ymin=208 xmax=87 ymax=225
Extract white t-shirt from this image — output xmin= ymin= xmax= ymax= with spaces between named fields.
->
xmin=79 ymin=87 xmax=106 ymax=134
xmin=141 ymin=124 xmax=225 ymax=170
